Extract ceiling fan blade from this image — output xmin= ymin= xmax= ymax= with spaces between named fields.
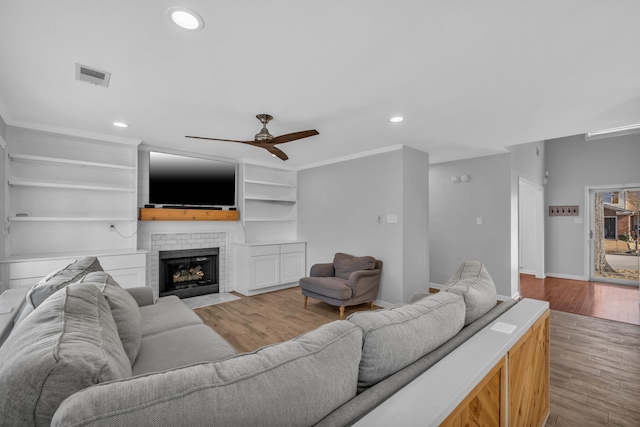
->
xmin=185 ymin=135 xmax=253 ymax=144
xmin=265 ymin=145 xmax=289 ymax=161
xmin=270 ymin=130 xmax=319 ymax=145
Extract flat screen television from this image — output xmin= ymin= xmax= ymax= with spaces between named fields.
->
xmin=149 ymin=151 xmax=236 ymax=207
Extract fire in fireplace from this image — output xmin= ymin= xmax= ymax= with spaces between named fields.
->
xmin=159 ymin=248 xmax=219 ymax=298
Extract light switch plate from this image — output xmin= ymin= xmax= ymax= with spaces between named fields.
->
xmin=386 ymin=214 xmax=398 ymax=224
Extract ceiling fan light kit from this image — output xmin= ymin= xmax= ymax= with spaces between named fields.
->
xmin=186 ymin=114 xmax=319 ymax=161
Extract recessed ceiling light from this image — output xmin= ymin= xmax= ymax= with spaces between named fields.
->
xmin=390 ymin=116 xmax=404 ymax=123
xmin=113 ymin=122 xmax=129 ymax=128
xmin=167 ymin=7 xmax=204 ymax=31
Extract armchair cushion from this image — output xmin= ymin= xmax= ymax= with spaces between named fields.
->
xmin=298 ymin=277 xmax=352 ymax=300
xmin=333 ymin=253 xmax=376 ymax=280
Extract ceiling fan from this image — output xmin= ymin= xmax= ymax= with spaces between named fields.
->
xmin=186 ymin=114 xmax=319 ymax=161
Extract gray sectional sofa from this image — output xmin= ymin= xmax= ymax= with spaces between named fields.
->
xmin=0 ymin=257 xmax=515 ymax=426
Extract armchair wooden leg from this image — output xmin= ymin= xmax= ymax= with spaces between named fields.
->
xmin=303 ymin=296 xmax=308 ymax=309
xmin=369 ymin=301 xmax=374 ymax=310
xmin=339 ymin=306 xmax=345 ymax=320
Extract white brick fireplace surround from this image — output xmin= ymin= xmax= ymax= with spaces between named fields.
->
xmin=138 ymin=228 xmax=235 ymax=299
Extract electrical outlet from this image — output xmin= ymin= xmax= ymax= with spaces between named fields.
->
xmin=109 ymin=224 xmax=116 ymax=232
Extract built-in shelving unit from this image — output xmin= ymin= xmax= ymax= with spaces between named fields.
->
xmin=4 ymin=127 xmax=141 ymax=257
xmin=240 ymin=161 xmax=298 ymax=243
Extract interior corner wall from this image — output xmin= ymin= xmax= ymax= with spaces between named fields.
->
xmin=297 ymin=147 xmax=429 ymax=305
xmin=0 ymin=113 xmax=6 ymax=266
xmin=401 ymin=147 xmax=429 ymax=301
xmin=429 ymin=153 xmax=512 ymax=297
xmin=544 ymin=133 xmax=640 ymax=278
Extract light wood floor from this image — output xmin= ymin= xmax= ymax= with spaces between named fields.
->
xmin=195 ymin=286 xmax=640 ymax=426
xmin=194 ymin=287 xmax=378 ymax=353
xmin=520 ymin=274 xmax=640 ymax=325
xmin=546 ymin=310 xmax=640 ymax=426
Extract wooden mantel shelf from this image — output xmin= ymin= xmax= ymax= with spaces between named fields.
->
xmin=139 ymin=208 xmax=238 ymax=221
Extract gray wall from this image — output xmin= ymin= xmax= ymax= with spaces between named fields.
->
xmin=297 ymin=146 xmax=429 ymax=304
xmin=0 ymin=112 xmax=6 ymax=145
xmin=0 ymin=114 xmax=5 ymax=266
xmin=429 ymin=153 xmax=512 ymax=297
xmin=545 ymin=133 xmax=640 ymax=278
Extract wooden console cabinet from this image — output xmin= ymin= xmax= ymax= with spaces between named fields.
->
xmin=354 ymin=299 xmax=550 ymax=427
xmin=442 ymin=308 xmax=550 ymax=427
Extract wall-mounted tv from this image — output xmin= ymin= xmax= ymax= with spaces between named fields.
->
xmin=149 ymin=151 xmax=236 ymax=207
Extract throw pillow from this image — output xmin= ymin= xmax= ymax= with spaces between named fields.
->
xmin=333 ymin=252 xmax=376 ymax=280
xmin=347 ymin=292 xmax=465 ymax=392
xmin=0 ymin=283 xmax=131 ymax=426
xmin=27 ymin=256 xmax=104 ymax=308
xmin=76 ymin=271 xmax=142 ymax=364
xmin=443 ymin=260 xmax=498 ymax=325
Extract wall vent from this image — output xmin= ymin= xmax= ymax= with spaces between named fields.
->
xmin=75 ymin=63 xmax=111 ymax=87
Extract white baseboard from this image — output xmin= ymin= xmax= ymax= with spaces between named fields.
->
xmin=373 ymin=299 xmax=393 ymax=308
xmin=519 ymin=269 xmax=535 ymax=275
xmin=545 ymin=272 xmax=587 ymax=281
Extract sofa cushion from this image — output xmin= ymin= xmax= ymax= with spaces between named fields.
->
xmin=0 ymin=283 xmax=131 ymax=427
xmin=443 ymin=260 xmax=498 ymax=325
xmin=76 ymin=271 xmax=142 ymax=364
xmin=333 ymin=252 xmax=376 ymax=280
xmin=27 ymin=256 xmax=104 ymax=308
xmin=347 ymin=292 xmax=465 ymax=392
xmin=139 ymin=295 xmax=204 ymax=337
xmin=132 ymin=324 xmax=237 ymax=375
xmin=52 ymin=321 xmax=363 ymax=427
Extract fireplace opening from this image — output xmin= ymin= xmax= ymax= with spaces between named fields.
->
xmin=159 ymin=248 xmax=219 ymax=298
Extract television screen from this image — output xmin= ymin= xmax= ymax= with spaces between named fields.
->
xmin=149 ymin=151 xmax=236 ymax=207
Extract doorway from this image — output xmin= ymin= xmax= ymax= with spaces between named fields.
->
xmin=518 ymin=178 xmax=545 ymax=280
xmin=588 ymin=186 xmax=640 ymax=286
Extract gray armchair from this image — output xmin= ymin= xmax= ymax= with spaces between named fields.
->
xmin=299 ymin=253 xmax=382 ymax=319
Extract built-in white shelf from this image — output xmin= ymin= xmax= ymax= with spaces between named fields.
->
xmin=9 ymin=154 xmax=135 ymax=171
xmin=245 ymin=179 xmax=295 ymax=188
xmin=8 ymin=180 xmax=135 ymax=192
xmin=244 ymin=195 xmax=296 ymax=202
xmin=240 ymin=161 xmax=298 ymax=243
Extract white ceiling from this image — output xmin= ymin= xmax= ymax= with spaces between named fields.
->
xmin=1 ymin=1 xmax=639 ymax=167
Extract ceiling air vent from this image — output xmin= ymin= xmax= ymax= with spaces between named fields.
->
xmin=75 ymin=63 xmax=111 ymax=88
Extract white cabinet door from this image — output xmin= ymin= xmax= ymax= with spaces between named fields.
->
xmin=250 ymin=254 xmax=280 ymax=290
xmin=280 ymin=251 xmax=306 ymax=284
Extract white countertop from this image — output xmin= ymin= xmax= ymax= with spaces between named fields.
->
xmin=354 ymin=298 xmax=549 ymax=427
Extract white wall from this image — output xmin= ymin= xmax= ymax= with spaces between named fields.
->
xmin=297 ymin=146 xmax=429 ymax=304
xmin=429 ymin=154 xmax=512 ymax=297
xmin=509 ymin=140 xmax=545 ymax=292
xmin=545 ymin=133 xmax=640 ymax=278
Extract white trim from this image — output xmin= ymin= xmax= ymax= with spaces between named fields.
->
xmin=508 ymin=292 xmax=520 ymax=301
xmin=296 ymin=144 xmax=404 ymax=171
xmin=5 ymin=119 xmax=142 ymax=146
xmin=584 ymin=184 xmax=640 ymax=281
xmin=372 ymin=299 xmax=393 ymax=308
xmin=545 ymin=272 xmax=587 ymax=281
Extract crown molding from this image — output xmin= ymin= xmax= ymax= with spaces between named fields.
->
xmin=5 ymin=119 xmax=142 ymax=146
xmin=296 ymin=144 xmax=405 ymax=171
